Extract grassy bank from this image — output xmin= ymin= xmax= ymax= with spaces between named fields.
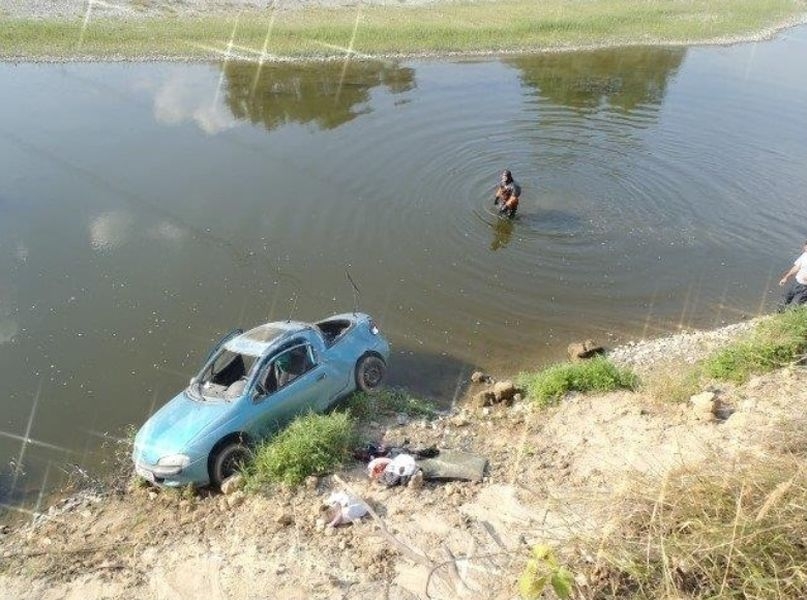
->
xmin=1 ymin=0 xmax=805 ymax=60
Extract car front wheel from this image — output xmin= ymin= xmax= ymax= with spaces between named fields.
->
xmin=211 ymin=442 xmax=251 ymax=488
xmin=355 ymin=354 xmax=386 ymax=394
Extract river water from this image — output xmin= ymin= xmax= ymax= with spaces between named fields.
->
xmin=2 ymin=27 xmax=806 ymax=512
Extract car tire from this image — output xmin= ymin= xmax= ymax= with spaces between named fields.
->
xmin=355 ymin=354 xmax=386 ymax=394
xmin=211 ymin=442 xmax=251 ymax=488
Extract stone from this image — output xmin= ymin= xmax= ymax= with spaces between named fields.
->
xmin=450 ymin=414 xmax=469 ymax=427
xmin=304 ymin=475 xmax=319 ymax=490
xmin=470 ymin=371 xmax=485 ymax=383
xmin=226 ymin=491 xmax=245 ymax=509
xmin=275 ymin=513 xmax=293 ymax=527
xmin=315 ymin=518 xmax=326 ymax=531
xmin=513 ymin=393 xmax=523 ymax=403
xmin=396 ymin=413 xmax=409 ymax=426
xmin=221 ymin=474 xmax=245 ymax=496
xmin=690 ymin=391 xmax=720 ymax=421
xmin=493 ymin=380 xmax=516 ymax=402
xmin=407 ymin=470 xmax=424 ymax=491
xmin=472 ymin=390 xmax=496 ymax=408
xmin=567 ymin=339 xmax=605 ymax=361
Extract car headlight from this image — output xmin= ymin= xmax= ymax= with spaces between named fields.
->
xmin=152 ymin=454 xmax=191 ymax=476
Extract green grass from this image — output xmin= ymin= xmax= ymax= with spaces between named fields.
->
xmin=518 ymin=357 xmax=638 ymax=406
xmin=1 ymin=0 xmax=803 ymax=59
xmin=246 ymin=411 xmax=357 ymax=487
xmin=345 ymin=389 xmax=438 ymax=421
xmin=703 ymin=306 xmax=807 ymax=383
xmin=586 ymin=454 xmax=807 ymax=599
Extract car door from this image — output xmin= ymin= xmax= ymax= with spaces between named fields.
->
xmin=247 ymin=342 xmax=336 ymax=438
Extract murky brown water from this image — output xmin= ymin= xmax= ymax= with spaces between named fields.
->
xmin=2 ymin=28 xmax=807 ymax=511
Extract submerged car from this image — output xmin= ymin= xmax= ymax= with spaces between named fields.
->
xmin=132 ymin=313 xmax=389 ymax=488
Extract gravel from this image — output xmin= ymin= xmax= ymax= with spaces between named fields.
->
xmin=607 ymin=318 xmax=759 ymax=372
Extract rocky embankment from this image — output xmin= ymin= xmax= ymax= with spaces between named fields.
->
xmin=1 ymin=318 xmax=803 ymax=600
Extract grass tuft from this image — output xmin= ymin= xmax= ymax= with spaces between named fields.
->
xmin=642 ymin=362 xmax=703 ymax=404
xmin=246 ymin=411 xmax=357 ymax=487
xmin=703 ymin=306 xmax=807 ymax=383
xmin=586 ymin=454 xmax=807 ymax=599
xmin=518 ymin=357 xmax=638 ymax=406
xmin=345 ymin=388 xmax=438 ymax=421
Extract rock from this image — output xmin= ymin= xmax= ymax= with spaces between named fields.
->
xmin=513 ymin=392 xmax=523 ymax=403
xmin=690 ymin=391 xmax=720 ymax=421
xmin=226 ymin=491 xmax=245 ymax=509
xmin=396 ymin=413 xmax=409 ymax=426
xmin=567 ymin=339 xmax=605 ymax=361
xmin=304 ymin=475 xmax=319 ymax=490
xmin=221 ymin=474 xmax=245 ymax=496
xmin=747 ymin=376 xmax=764 ymax=390
xmin=471 ymin=371 xmax=492 ymax=383
xmin=407 ymin=470 xmax=424 ymax=491
xmin=275 ymin=513 xmax=293 ymax=527
xmin=450 ymin=414 xmax=469 ymax=427
xmin=493 ymin=380 xmax=516 ymax=402
xmin=315 ymin=518 xmax=326 ymax=531
xmin=148 ymin=491 xmax=158 ymax=501
xmin=472 ymin=390 xmax=496 ymax=408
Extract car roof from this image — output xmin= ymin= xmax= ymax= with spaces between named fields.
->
xmin=224 ymin=321 xmax=311 ymax=357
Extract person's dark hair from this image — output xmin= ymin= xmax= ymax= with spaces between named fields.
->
xmin=502 ymin=169 xmax=513 ymax=184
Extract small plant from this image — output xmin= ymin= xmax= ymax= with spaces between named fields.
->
xmin=643 ymin=362 xmax=703 ymax=404
xmin=246 ymin=411 xmax=357 ymax=487
xmin=518 ymin=357 xmax=638 ymax=406
xmin=519 ymin=544 xmax=574 ymax=599
xmin=703 ymin=306 xmax=807 ymax=383
xmin=346 ymin=389 xmax=437 ymax=421
xmin=585 ymin=454 xmax=807 ymax=598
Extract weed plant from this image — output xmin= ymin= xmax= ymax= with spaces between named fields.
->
xmin=345 ymin=389 xmax=437 ymax=421
xmin=703 ymin=306 xmax=807 ymax=383
xmin=247 ymin=411 xmax=357 ymax=487
xmin=587 ymin=454 xmax=807 ymax=598
xmin=518 ymin=357 xmax=638 ymax=406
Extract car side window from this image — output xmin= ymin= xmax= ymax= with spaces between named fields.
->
xmin=259 ymin=344 xmax=316 ymax=395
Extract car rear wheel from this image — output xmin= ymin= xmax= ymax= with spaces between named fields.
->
xmin=355 ymin=354 xmax=386 ymax=394
xmin=211 ymin=442 xmax=251 ymax=488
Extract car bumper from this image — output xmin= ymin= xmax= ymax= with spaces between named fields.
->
xmin=134 ymin=458 xmax=209 ymax=488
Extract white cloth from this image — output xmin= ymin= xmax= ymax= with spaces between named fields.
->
xmin=795 ymin=252 xmax=807 ymax=285
xmin=325 ymin=491 xmax=367 ymax=523
xmin=384 ymin=453 xmax=418 ymax=478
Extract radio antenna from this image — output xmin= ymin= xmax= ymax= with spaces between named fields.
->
xmin=345 ymin=268 xmax=361 ymax=316
xmin=287 ymin=289 xmax=299 ymax=323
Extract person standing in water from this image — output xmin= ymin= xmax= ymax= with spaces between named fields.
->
xmin=494 ymin=169 xmax=521 ymax=219
xmin=779 ymin=239 xmax=807 ymax=309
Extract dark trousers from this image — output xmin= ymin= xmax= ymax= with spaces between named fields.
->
xmin=782 ymin=281 xmax=807 ymax=309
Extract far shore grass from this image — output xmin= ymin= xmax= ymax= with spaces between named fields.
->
xmin=1 ymin=0 xmax=805 ymax=61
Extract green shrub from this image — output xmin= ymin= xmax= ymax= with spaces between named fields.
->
xmin=345 ymin=389 xmax=437 ymax=421
xmin=703 ymin=307 xmax=807 ymax=383
xmin=518 ymin=357 xmax=638 ymax=406
xmin=247 ymin=411 xmax=357 ymax=487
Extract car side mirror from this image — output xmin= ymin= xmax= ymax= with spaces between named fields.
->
xmin=254 ymin=383 xmax=268 ymax=399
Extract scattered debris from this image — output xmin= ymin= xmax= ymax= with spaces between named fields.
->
xmin=220 ymin=474 xmax=244 ymax=496
xmin=321 ymin=491 xmax=368 ymax=527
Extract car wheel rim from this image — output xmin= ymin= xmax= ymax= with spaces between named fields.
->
xmin=221 ymin=451 xmax=247 ymax=479
xmin=364 ymin=364 xmax=382 ymax=388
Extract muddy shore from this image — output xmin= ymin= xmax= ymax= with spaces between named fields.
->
xmin=2 ymin=315 xmax=803 ymax=599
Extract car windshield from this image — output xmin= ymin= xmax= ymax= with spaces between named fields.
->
xmin=191 ymin=348 xmax=259 ymax=401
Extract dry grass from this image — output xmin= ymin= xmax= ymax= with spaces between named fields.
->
xmin=642 ymin=361 xmax=703 ymax=404
xmin=582 ymin=451 xmax=807 ymax=599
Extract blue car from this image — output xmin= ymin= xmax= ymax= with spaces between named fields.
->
xmin=132 ymin=313 xmax=389 ymax=488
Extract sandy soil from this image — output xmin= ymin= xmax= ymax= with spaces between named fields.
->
xmin=2 ymin=321 xmax=804 ymax=599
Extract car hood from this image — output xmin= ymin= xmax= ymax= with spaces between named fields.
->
xmin=133 ymin=390 xmax=234 ymax=464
